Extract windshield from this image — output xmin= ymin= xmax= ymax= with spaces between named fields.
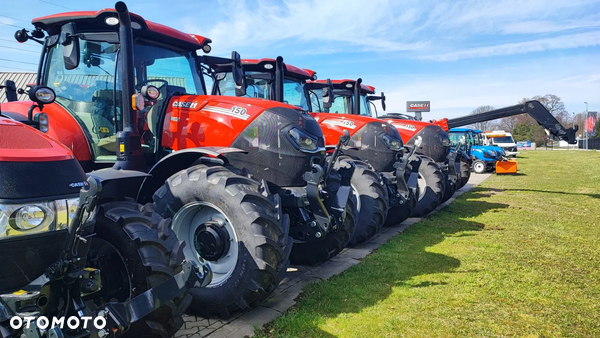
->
xmin=44 ymin=36 xmax=203 ymax=162
xmin=448 ymin=131 xmax=476 ymax=149
xmin=355 ymin=94 xmax=372 ymax=116
xmin=215 ymin=71 xmax=309 ymax=110
xmin=490 ymin=136 xmax=514 ymax=143
xmin=311 ymin=87 xmax=374 ymax=116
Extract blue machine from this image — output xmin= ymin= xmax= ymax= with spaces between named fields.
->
xmin=448 ymin=128 xmax=505 ymax=173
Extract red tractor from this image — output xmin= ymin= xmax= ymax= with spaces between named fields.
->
xmin=211 ymin=57 xmax=419 ymax=243
xmin=0 ymin=110 xmax=211 ymax=337
xmin=1 ymin=2 xmax=356 ymax=318
xmin=305 ymin=78 xmax=458 ymax=217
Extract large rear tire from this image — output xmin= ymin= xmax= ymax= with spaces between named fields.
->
xmin=411 ymin=156 xmax=445 ymax=217
xmin=338 ymin=156 xmax=388 ymax=246
xmin=153 ymin=164 xmax=292 ymax=318
xmin=89 ymin=201 xmax=189 ymax=338
xmin=289 ymin=195 xmax=357 ymax=265
xmin=456 ymin=158 xmax=471 ymax=189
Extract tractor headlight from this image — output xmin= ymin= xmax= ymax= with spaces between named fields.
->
xmin=288 ymin=127 xmax=321 ymax=152
xmin=438 ymin=134 xmax=451 ymax=147
xmin=382 ymin=134 xmax=403 ymax=151
xmin=0 ymin=198 xmax=78 ymax=239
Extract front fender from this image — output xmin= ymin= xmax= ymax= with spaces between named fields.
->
xmin=136 ymin=147 xmax=247 ymax=203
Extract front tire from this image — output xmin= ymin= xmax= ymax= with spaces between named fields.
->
xmin=153 ymin=164 xmax=292 ymax=318
xmin=289 ymin=195 xmax=357 ymax=265
xmin=456 ymin=158 xmax=471 ymax=189
xmin=338 ymin=156 xmax=388 ymax=246
xmin=89 ymin=202 xmax=189 ymax=338
xmin=411 ymin=156 xmax=445 ymax=217
xmin=440 ymin=171 xmax=456 ymax=204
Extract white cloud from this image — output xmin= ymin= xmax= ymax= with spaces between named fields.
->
xmin=419 ymin=31 xmax=600 ymax=61
xmin=177 ymin=0 xmax=600 ymax=61
xmin=181 ymin=0 xmax=426 ymax=55
xmin=370 ymin=55 xmax=600 ymax=120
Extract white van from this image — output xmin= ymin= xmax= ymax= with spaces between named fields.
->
xmin=483 ymin=130 xmax=518 ymax=157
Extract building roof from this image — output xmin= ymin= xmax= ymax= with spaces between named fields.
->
xmin=0 ymin=72 xmax=37 ymax=103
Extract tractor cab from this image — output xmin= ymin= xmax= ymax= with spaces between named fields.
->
xmin=306 ymin=79 xmax=383 ymax=117
xmin=212 ymin=57 xmax=315 ymax=111
xmin=3 ymin=8 xmax=243 ymax=169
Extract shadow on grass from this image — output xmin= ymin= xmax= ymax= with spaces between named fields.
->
xmin=502 ymin=188 xmax=600 ymax=199
xmin=498 ymin=172 xmax=527 ymax=176
xmin=261 ymin=197 xmax=509 ymax=337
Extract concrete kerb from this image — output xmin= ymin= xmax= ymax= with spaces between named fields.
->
xmin=175 ymin=173 xmax=493 ymax=338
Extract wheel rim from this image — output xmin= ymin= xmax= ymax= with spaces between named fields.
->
xmin=88 ymin=238 xmax=131 ymax=302
xmin=417 ymin=174 xmax=427 ymax=202
xmin=172 ymin=201 xmax=238 ymax=288
xmin=474 ymin=162 xmax=485 ymax=173
xmin=351 ymin=184 xmax=361 ymax=212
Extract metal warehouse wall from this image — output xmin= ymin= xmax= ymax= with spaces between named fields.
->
xmin=0 ymin=72 xmax=37 ymax=103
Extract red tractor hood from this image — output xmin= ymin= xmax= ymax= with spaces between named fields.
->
xmin=0 ymin=116 xmax=74 ymax=162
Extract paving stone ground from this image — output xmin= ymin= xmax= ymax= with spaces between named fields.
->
xmin=175 ymin=173 xmax=492 ymax=338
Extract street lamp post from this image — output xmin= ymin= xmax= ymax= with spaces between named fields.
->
xmin=585 ymin=102 xmax=588 ymax=150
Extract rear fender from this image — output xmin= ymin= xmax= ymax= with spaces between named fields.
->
xmin=136 ymin=147 xmax=247 ymax=203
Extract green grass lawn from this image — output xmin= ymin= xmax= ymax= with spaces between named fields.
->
xmin=258 ymin=151 xmax=600 ymax=338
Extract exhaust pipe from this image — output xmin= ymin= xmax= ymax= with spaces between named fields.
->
xmin=113 ymin=1 xmax=144 ymax=171
xmin=353 ymin=78 xmax=362 ymax=115
xmin=275 ymin=56 xmax=284 ymax=103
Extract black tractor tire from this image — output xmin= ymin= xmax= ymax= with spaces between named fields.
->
xmin=472 ymin=160 xmax=486 ymax=174
xmin=440 ymin=172 xmax=456 ymax=204
xmin=456 ymin=158 xmax=471 ymax=189
xmin=411 ymin=156 xmax=445 ymax=217
xmin=89 ymin=201 xmax=190 ymax=338
xmin=289 ymin=195 xmax=357 ymax=265
xmin=337 ymin=156 xmax=388 ymax=246
xmin=384 ymin=196 xmax=416 ymax=226
xmin=153 ymin=164 xmax=292 ymax=318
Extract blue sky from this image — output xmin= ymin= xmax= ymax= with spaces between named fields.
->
xmin=0 ymin=0 xmax=598 ymax=120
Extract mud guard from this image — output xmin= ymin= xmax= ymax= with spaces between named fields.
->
xmin=136 ymin=147 xmax=247 ymax=203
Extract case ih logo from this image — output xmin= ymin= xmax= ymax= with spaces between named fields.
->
xmin=323 ymin=119 xmax=356 ymax=129
xmin=406 ymin=101 xmax=430 ymax=112
xmin=172 ymin=101 xmax=199 ymax=109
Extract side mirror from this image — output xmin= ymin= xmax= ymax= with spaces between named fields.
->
xmin=380 ymin=92 xmax=386 ymax=111
xmin=341 ymin=129 xmax=350 ymax=146
xmin=231 ymin=51 xmax=246 ymax=97
xmin=60 ymin=23 xmax=80 ymax=70
xmin=322 ymin=78 xmax=335 ymax=111
xmin=2 ymin=80 xmax=18 ymax=102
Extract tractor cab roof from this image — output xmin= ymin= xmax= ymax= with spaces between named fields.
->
xmin=308 ymin=79 xmax=375 ymax=94
xmin=448 ymin=127 xmax=473 ymax=133
xmin=32 ymin=9 xmax=211 ymax=52
xmin=241 ymin=59 xmax=316 ymax=81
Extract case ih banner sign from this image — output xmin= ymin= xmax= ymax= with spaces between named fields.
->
xmin=406 ymin=101 xmax=430 ymax=112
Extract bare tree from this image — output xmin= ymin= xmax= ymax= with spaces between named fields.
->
xmin=468 ymin=105 xmax=495 ymax=131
